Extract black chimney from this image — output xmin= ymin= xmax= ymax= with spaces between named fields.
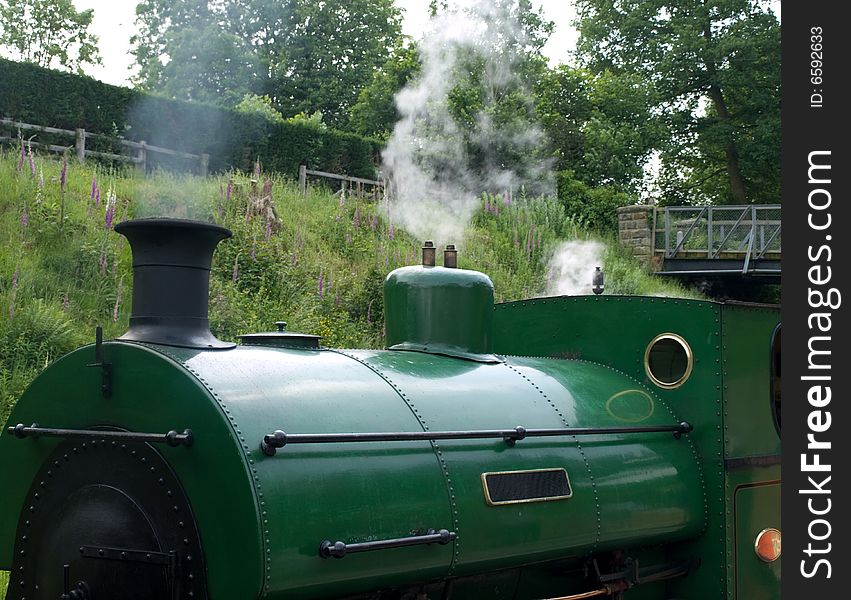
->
xmin=114 ymin=218 xmax=235 ymax=349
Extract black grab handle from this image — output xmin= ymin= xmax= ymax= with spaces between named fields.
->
xmin=319 ymin=529 xmax=456 ymax=559
xmin=8 ymin=424 xmax=194 ymax=447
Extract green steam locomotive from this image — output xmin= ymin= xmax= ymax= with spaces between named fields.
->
xmin=0 ymin=219 xmax=780 ymax=599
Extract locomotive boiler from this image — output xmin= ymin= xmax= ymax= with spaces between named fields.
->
xmin=0 ymin=219 xmax=781 ymax=600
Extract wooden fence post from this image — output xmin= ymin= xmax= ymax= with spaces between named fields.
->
xmin=200 ymin=153 xmax=210 ymax=177
xmin=75 ymin=128 xmax=86 ymax=163
xmin=136 ymin=141 xmax=147 ymax=174
xmin=299 ymin=164 xmax=307 ymax=196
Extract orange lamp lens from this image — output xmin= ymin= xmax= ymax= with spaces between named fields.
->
xmin=755 ymin=528 xmax=782 ymax=562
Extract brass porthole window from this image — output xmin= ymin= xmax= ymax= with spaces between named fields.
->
xmin=644 ymin=333 xmax=694 ymax=389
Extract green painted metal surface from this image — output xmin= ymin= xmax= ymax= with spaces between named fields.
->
xmin=492 ymin=295 xmax=781 ymax=600
xmin=732 ymin=479 xmax=781 ymax=599
xmin=0 ymin=342 xmax=264 ymax=599
xmin=384 ymin=266 xmax=496 ymax=360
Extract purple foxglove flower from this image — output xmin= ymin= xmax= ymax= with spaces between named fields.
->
xmin=38 ymin=168 xmax=44 ymax=189
xmin=60 ymin=158 xmax=67 ymax=191
xmin=17 ymin=142 xmax=25 ymax=172
xmin=226 ymin=179 xmax=233 ymax=202
xmin=20 ymin=207 xmax=28 ymax=227
xmin=28 ymin=147 xmax=35 ymax=177
xmin=12 ymin=267 xmax=18 ymax=290
xmin=95 ymin=186 xmax=101 ymax=207
xmin=290 ymin=250 xmax=298 ymax=267
xmin=104 ymin=190 xmax=116 ymax=229
xmin=353 ymin=206 xmax=361 ymax=230
xmin=99 ymin=250 xmax=107 ymax=276
xmin=90 ymin=175 xmax=97 ymax=199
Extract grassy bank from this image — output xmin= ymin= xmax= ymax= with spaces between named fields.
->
xmin=0 ymin=148 xmax=697 ymax=431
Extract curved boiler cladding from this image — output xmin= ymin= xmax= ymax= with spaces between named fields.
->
xmin=0 ymin=218 xmax=781 ymax=600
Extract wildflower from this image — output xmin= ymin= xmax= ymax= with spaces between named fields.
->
xmin=493 ymin=201 xmax=499 ymax=217
xmin=90 ymin=175 xmax=97 ymax=199
xmin=219 ymin=183 xmax=224 ymax=198
xmin=95 ymin=186 xmax=101 ymax=207
xmin=99 ymin=250 xmax=107 ymax=276
xmin=265 ymin=218 xmax=272 ymax=242
xmin=388 ymin=224 xmax=395 ymax=240
xmin=485 ymin=199 xmax=490 ymax=214
xmin=28 ymin=146 xmax=35 ymax=177
xmin=20 ymin=206 xmax=28 ymax=228
xmin=17 ymin=142 xmax=25 ymax=172
xmin=290 ymin=250 xmax=298 ymax=267
xmin=113 ymin=279 xmax=123 ymax=322
xmin=226 ymin=179 xmax=233 ymax=203
xmin=60 ymin=158 xmax=67 ymax=191
xmin=232 ymin=256 xmax=239 ymax=283
xmin=353 ymin=206 xmax=361 ymax=230
xmin=38 ymin=168 xmax=44 ymax=189
xmin=104 ymin=189 xmax=116 ymax=229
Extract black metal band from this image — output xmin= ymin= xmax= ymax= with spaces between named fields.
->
xmin=319 ymin=528 xmax=456 ymax=559
xmin=7 ymin=424 xmax=194 ymax=447
xmin=261 ymin=422 xmax=692 ymax=456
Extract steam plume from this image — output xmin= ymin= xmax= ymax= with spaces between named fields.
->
xmin=382 ymin=0 xmax=554 ymax=245
xmin=545 ymin=240 xmax=605 ymax=296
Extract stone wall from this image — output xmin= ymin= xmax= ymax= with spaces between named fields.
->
xmin=617 ymin=205 xmax=656 ymax=266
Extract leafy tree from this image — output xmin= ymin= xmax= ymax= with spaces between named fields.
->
xmin=536 ymin=66 xmax=661 ymax=189
xmin=132 ymin=0 xmax=403 ymax=127
xmin=575 ymin=0 xmax=780 ymax=205
xmin=267 ymin=0 xmax=403 ymax=127
xmin=0 ymin=0 xmax=100 ymax=73
xmin=349 ymin=42 xmax=420 ymax=139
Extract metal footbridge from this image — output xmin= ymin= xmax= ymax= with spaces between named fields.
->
xmin=654 ymin=205 xmax=781 ymax=283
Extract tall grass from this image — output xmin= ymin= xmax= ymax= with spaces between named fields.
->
xmin=0 ymin=148 xmax=697 ymax=429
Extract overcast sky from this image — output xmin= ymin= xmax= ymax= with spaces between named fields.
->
xmin=72 ymin=0 xmax=579 ymax=87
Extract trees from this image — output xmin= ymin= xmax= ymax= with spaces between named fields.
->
xmin=575 ymin=0 xmax=780 ymax=205
xmin=0 ymin=0 xmax=100 ymax=73
xmin=349 ymin=42 xmax=420 ymax=139
xmin=131 ymin=0 xmax=403 ymax=127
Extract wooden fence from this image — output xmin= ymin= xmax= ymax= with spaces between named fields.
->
xmin=0 ymin=117 xmax=209 ymax=176
xmin=298 ymin=164 xmax=384 ymax=199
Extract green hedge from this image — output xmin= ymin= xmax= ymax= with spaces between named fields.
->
xmin=0 ymin=58 xmax=381 ymax=178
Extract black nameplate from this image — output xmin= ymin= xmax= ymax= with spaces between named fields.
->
xmin=482 ymin=468 xmax=572 ymax=505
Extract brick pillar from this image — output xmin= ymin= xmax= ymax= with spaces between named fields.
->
xmin=617 ymin=205 xmax=656 ymax=267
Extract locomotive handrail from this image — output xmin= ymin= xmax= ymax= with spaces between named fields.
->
xmin=7 ymin=423 xmax=194 ymax=447
xmin=261 ymin=422 xmax=693 ymax=456
xmin=319 ymin=528 xmax=456 ymax=559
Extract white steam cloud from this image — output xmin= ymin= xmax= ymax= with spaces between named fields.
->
xmin=382 ymin=0 xmax=554 ymax=245
xmin=545 ymin=240 xmax=606 ymax=296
